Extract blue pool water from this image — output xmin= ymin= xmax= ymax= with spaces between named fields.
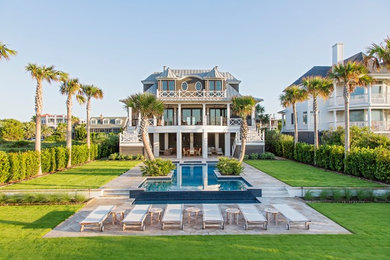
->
xmin=139 ymin=164 xmax=250 ymax=191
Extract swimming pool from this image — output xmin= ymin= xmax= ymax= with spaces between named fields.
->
xmin=139 ymin=163 xmax=250 ymax=192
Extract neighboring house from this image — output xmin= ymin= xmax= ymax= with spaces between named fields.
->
xmin=119 ymin=66 xmax=264 ymax=158
xmin=280 ymin=43 xmax=390 ymax=142
xmin=41 ymin=114 xmax=67 ymax=129
xmin=90 ymin=115 xmax=127 ymax=133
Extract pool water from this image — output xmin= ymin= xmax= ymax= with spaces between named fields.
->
xmin=140 ymin=164 xmax=249 ymax=191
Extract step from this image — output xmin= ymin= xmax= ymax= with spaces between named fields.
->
xmin=101 ymin=189 xmax=130 ymax=197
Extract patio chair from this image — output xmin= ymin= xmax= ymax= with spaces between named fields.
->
xmin=122 ymin=204 xmax=151 ymax=231
xmin=238 ymin=204 xmax=267 ymax=230
xmin=216 ymin=148 xmax=223 ymax=156
xmin=272 ymin=204 xmax=311 ymax=230
xmin=196 ymin=147 xmax=202 ymax=156
xmin=161 ymin=204 xmax=183 ymax=230
xmin=189 ymin=148 xmax=195 ymax=156
xmin=208 ymin=147 xmax=213 ymax=156
xmin=202 ymin=204 xmax=224 ymax=229
xmin=80 ymin=205 xmax=114 ymax=232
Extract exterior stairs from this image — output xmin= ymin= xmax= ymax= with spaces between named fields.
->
xmin=260 ymin=186 xmax=290 ymax=197
xmin=101 ymin=189 xmax=130 ymax=198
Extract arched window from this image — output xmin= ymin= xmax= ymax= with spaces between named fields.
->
xmin=115 ymin=119 xmax=122 ymax=125
xmin=103 ymin=119 xmax=109 ymax=125
xmin=195 ymin=81 xmax=202 ymax=91
xmin=91 ymin=119 xmax=97 ymax=124
xmin=181 ymin=82 xmax=188 ymax=91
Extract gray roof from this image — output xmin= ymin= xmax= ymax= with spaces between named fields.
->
xmin=291 ymin=66 xmax=331 ymax=85
xmin=142 ymin=67 xmax=241 ymax=84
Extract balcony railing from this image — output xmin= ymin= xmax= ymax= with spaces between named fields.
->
xmin=329 ymin=94 xmax=390 ymax=106
xmin=328 ymin=121 xmax=390 ymax=131
xmin=157 ymin=90 xmax=227 ymax=100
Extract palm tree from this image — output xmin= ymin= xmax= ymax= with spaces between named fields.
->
xmin=60 ymin=77 xmax=85 ymax=167
xmin=25 ymin=64 xmax=59 ymax=175
xmin=365 ymin=37 xmax=390 ymax=70
xmin=0 ymin=42 xmax=17 ymax=61
xmin=328 ymin=62 xmax=372 ymax=157
xmin=231 ymin=96 xmax=256 ymax=163
xmin=81 ymin=85 xmax=103 ymax=160
xmin=255 ymin=104 xmax=270 ymax=129
xmin=301 ymin=76 xmax=333 ymax=163
xmin=280 ymin=85 xmax=308 ymax=146
xmin=121 ymin=93 xmax=164 ymax=160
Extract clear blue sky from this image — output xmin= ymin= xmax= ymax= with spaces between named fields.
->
xmin=1 ymin=0 xmax=389 ymax=122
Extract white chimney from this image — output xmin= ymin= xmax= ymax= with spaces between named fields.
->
xmin=163 ymin=66 xmax=166 ymax=71
xmin=332 ymin=43 xmax=344 ymax=65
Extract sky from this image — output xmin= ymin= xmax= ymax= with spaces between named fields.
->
xmin=1 ymin=0 xmax=390 ymax=122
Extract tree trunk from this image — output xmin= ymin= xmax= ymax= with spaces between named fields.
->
xmin=141 ymin=117 xmax=154 ymax=160
xmin=66 ymin=96 xmax=72 ymax=168
xmin=313 ymin=95 xmax=318 ymax=165
xmin=35 ymin=80 xmax=43 ymax=175
xmin=293 ymin=103 xmax=298 ymax=146
xmin=238 ymin=118 xmax=248 ymax=163
xmin=86 ymin=98 xmax=91 ymax=161
xmin=343 ymin=85 xmax=350 ymax=158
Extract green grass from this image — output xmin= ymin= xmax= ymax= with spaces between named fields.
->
xmin=1 ymin=160 xmax=140 ymax=190
xmin=246 ymin=160 xmax=385 ymax=187
xmin=0 ymin=203 xmax=389 ymax=259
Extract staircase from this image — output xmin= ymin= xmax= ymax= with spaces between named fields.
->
xmin=260 ymin=186 xmax=290 ymax=197
xmin=101 ymin=189 xmax=130 ymax=198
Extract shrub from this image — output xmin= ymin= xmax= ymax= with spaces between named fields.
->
xmin=108 ymin=153 xmax=118 ymax=160
xmin=374 ymin=147 xmax=390 ymax=183
xmin=98 ymin=135 xmax=119 ymax=158
xmin=319 ymin=190 xmax=330 ymax=200
xmin=0 ymin=151 xmax=10 ymax=183
xmin=0 ymin=193 xmax=88 ymax=205
xmin=71 ymin=145 xmax=89 ymax=165
xmin=294 ymin=142 xmax=314 ymax=165
xmin=244 ymin=154 xmax=249 ymax=160
xmin=11 ymin=140 xmax=30 ymax=148
xmin=332 ymin=190 xmax=343 ymax=201
xmin=24 ymin=151 xmax=39 ymax=178
xmin=140 ymin=159 xmax=176 ymax=176
xmin=40 ymin=149 xmax=52 ymax=173
xmin=259 ymin=152 xmax=275 ymax=160
xmin=216 ymin=157 xmax=244 ymax=175
xmin=249 ymin=153 xmax=259 ymax=160
xmin=55 ymin=146 xmax=67 ymax=169
xmin=357 ymin=190 xmax=368 ymax=201
xmin=304 ymin=190 xmax=313 ymax=200
xmin=344 ymin=189 xmax=352 ymax=201
xmin=7 ymin=153 xmax=20 ymax=182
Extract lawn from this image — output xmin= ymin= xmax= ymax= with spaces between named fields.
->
xmin=0 ymin=140 xmax=76 ymax=152
xmin=0 ymin=203 xmax=389 ymax=259
xmin=1 ymin=160 xmax=140 ymax=190
xmin=246 ymin=160 xmax=385 ymax=187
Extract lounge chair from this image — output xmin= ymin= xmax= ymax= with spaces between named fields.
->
xmin=122 ymin=204 xmax=151 ymax=231
xmin=80 ymin=205 xmax=114 ymax=232
xmin=238 ymin=204 xmax=267 ymax=230
xmin=272 ymin=204 xmax=311 ymax=230
xmin=161 ymin=204 xmax=183 ymax=230
xmin=202 ymin=204 xmax=224 ymax=229
xmin=216 ymin=148 xmax=223 ymax=156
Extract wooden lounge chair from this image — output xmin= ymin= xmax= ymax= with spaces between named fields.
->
xmin=161 ymin=204 xmax=183 ymax=230
xmin=122 ymin=204 xmax=151 ymax=231
xmin=216 ymin=148 xmax=223 ymax=156
xmin=272 ymin=204 xmax=311 ymax=230
xmin=238 ymin=204 xmax=267 ymax=230
xmin=80 ymin=205 xmax=114 ymax=232
xmin=202 ymin=204 xmax=224 ymax=229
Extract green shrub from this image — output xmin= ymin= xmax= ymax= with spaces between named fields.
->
xmin=40 ymin=149 xmax=52 ymax=173
xmin=259 ymin=152 xmax=275 ymax=160
xmin=357 ymin=190 xmax=368 ymax=201
xmin=328 ymin=145 xmax=344 ymax=172
xmin=11 ymin=140 xmax=29 ymax=148
xmin=0 ymin=151 xmax=10 ymax=183
xmin=71 ymin=145 xmax=89 ymax=165
xmin=216 ymin=157 xmax=243 ymax=175
xmin=249 ymin=153 xmax=259 ymax=160
xmin=344 ymin=189 xmax=352 ymax=201
xmin=374 ymin=147 xmax=390 ymax=183
xmin=98 ymin=135 xmax=119 ymax=158
xmin=140 ymin=159 xmax=176 ymax=176
xmin=24 ymin=151 xmax=39 ymax=178
xmin=294 ymin=142 xmax=314 ymax=165
xmin=0 ymin=193 xmax=88 ymax=205
xmin=332 ymin=190 xmax=343 ymax=201
xmin=7 ymin=153 xmax=20 ymax=182
xmin=304 ymin=190 xmax=313 ymax=200
xmin=276 ymin=134 xmax=294 ymax=159
xmin=55 ymin=146 xmax=67 ymax=169
xmin=17 ymin=152 xmax=27 ymax=180
xmin=108 ymin=153 xmax=118 ymax=160
xmin=244 ymin=154 xmax=249 ymax=160
xmin=319 ymin=190 xmax=330 ymax=200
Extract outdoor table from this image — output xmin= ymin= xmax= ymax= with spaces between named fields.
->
xmin=265 ymin=208 xmax=279 ymax=224
xmin=111 ymin=210 xmax=125 ymax=225
xmin=226 ymin=208 xmax=240 ymax=224
xmin=185 ymin=207 xmax=201 ymax=224
xmin=149 ymin=208 xmax=163 ymax=224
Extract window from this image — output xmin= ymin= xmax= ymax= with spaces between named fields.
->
xmin=209 ymin=108 xmax=227 ymax=125
xmin=291 ymin=113 xmax=294 ymax=125
xmin=115 ymin=119 xmax=122 ymax=125
xmin=110 ymin=119 xmax=116 ymax=124
xmin=103 ymin=119 xmax=109 ymax=125
xmin=91 ymin=119 xmax=97 ymax=124
xmin=303 ymin=112 xmax=307 ymax=125
xmin=351 ymin=87 xmax=364 ymax=96
xmin=372 ymin=85 xmax=382 ymax=94
xmin=163 ymin=109 xmax=174 ymax=126
xmin=181 ymin=82 xmax=188 ymax=91
xmin=372 ymin=110 xmax=383 ymax=121
xmin=182 ymin=108 xmax=202 ymax=125
xmin=350 ymin=110 xmax=364 ymax=122
xmin=209 ymin=80 xmax=222 ymax=91
xmin=195 ymin=81 xmax=202 ymax=91
xmin=162 ymin=80 xmax=175 ymax=91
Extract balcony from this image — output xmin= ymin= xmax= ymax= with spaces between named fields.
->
xmin=328 ymin=120 xmax=390 ymax=131
xmin=128 ymin=117 xmax=244 ymax=128
xmin=157 ymin=90 xmax=227 ymax=101
xmin=329 ymin=94 xmax=390 ymax=107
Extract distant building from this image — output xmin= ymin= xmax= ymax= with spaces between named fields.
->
xmin=90 ymin=115 xmax=127 ymax=133
xmin=41 ymin=114 xmax=67 ymax=129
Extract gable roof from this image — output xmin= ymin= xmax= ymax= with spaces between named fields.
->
xmin=291 ymin=66 xmax=331 ymax=85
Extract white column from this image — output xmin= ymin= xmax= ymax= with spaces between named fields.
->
xmin=178 ymin=104 xmax=181 ymax=126
xmin=153 ymin=133 xmax=159 ymax=157
xmin=202 ymin=130 xmax=208 ymax=159
xmin=177 ymin=165 xmax=182 ymax=188
xmin=190 ymin=133 xmax=194 ymax=150
xmin=225 ymin=132 xmax=231 ymax=157
xmin=164 ymin=133 xmax=169 ymax=150
xmin=137 ymin=112 xmax=141 ymax=127
xmin=128 ymin=107 xmax=132 ymax=127
xmin=215 ymin=133 xmax=219 ymax=149
xmin=368 ymin=84 xmax=372 ymax=105
xmin=251 ymin=107 xmax=256 ymax=126
xmin=333 ymin=85 xmax=337 ymax=106
xmin=368 ymin=108 xmax=372 ymax=128
xmin=202 ymin=103 xmax=206 ymax=125
xmin=177 ymin=131 xmax=182 ymax=159
xmin=227 ymin=103 xmax=230 ymax=126
xmin=333 ymin=110 xmax=337 ymax=129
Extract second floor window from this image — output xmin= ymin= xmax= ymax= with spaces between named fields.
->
xmin=103 ymin=119 xmax=109 ymax=125
xmin=163 ymin=109 xmax=174 ymax=126
xmin=209 ymin=80 xmax=222 ymax=91
xmin=181 ymin=82 xmax=188 ymax=91
xmin=195 ymin=81 xmax=202 ymax=91
xmin=162 ymin=80 xmax=175 ymax=91
xmin=302 ymin=112 xmax=307 ymax=125
xmin=351 ymin=87 xmax=364 ymax=96
xmin=350 ymin=110 xmax=364 ymax=122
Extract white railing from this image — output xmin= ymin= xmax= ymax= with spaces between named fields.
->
xmin=229 ymin=118 xmax=242 ymax=126
xmin=157 ymin=90 xmax=227 ymax=100
xmin=329 ymin=121 xmax=369 ymax=128
xmin=120 ymin=131 xmax=141 ymax=143
xmin=235 ymin=128 xmax=264 ymax=144
xmin=329 ymin=93 xmax=390 ymax=106
xmin=371 ymin=121 xmax=390 ymax=131
xmin=371 ymin=94 xmax=390 ymax=104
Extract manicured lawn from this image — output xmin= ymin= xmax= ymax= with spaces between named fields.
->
xmin=1 ymin=160 xmax=140 ymax=190
xmin=246 ymin=160 xmax=386 ymax=187
xmin=0 ymin=203 xmax=389 ymax=259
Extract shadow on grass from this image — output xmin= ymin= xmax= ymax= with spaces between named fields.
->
xmin=0 ymin=211 xmax=75 ymax=229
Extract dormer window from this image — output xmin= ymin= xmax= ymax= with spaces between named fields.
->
xmin=195 ymin=81 xmax=202 ymax=91
xmin=103 ymin=119 xmax=109 ymax=125
xmin=209 ymin=80 xmax=222 ymax=91
xmin=91 ymin=119 xmax=97 ymax=125
xmin=162 ymin=80 xmax=175 ymax=91
xmin=181 ymin=82 xmax=188 ymax=91
xmin=115 ymin=119 xmax=122 ymax=125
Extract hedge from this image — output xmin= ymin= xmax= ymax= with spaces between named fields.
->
xmin=266 ymin=130 xmax=390 ymax=184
